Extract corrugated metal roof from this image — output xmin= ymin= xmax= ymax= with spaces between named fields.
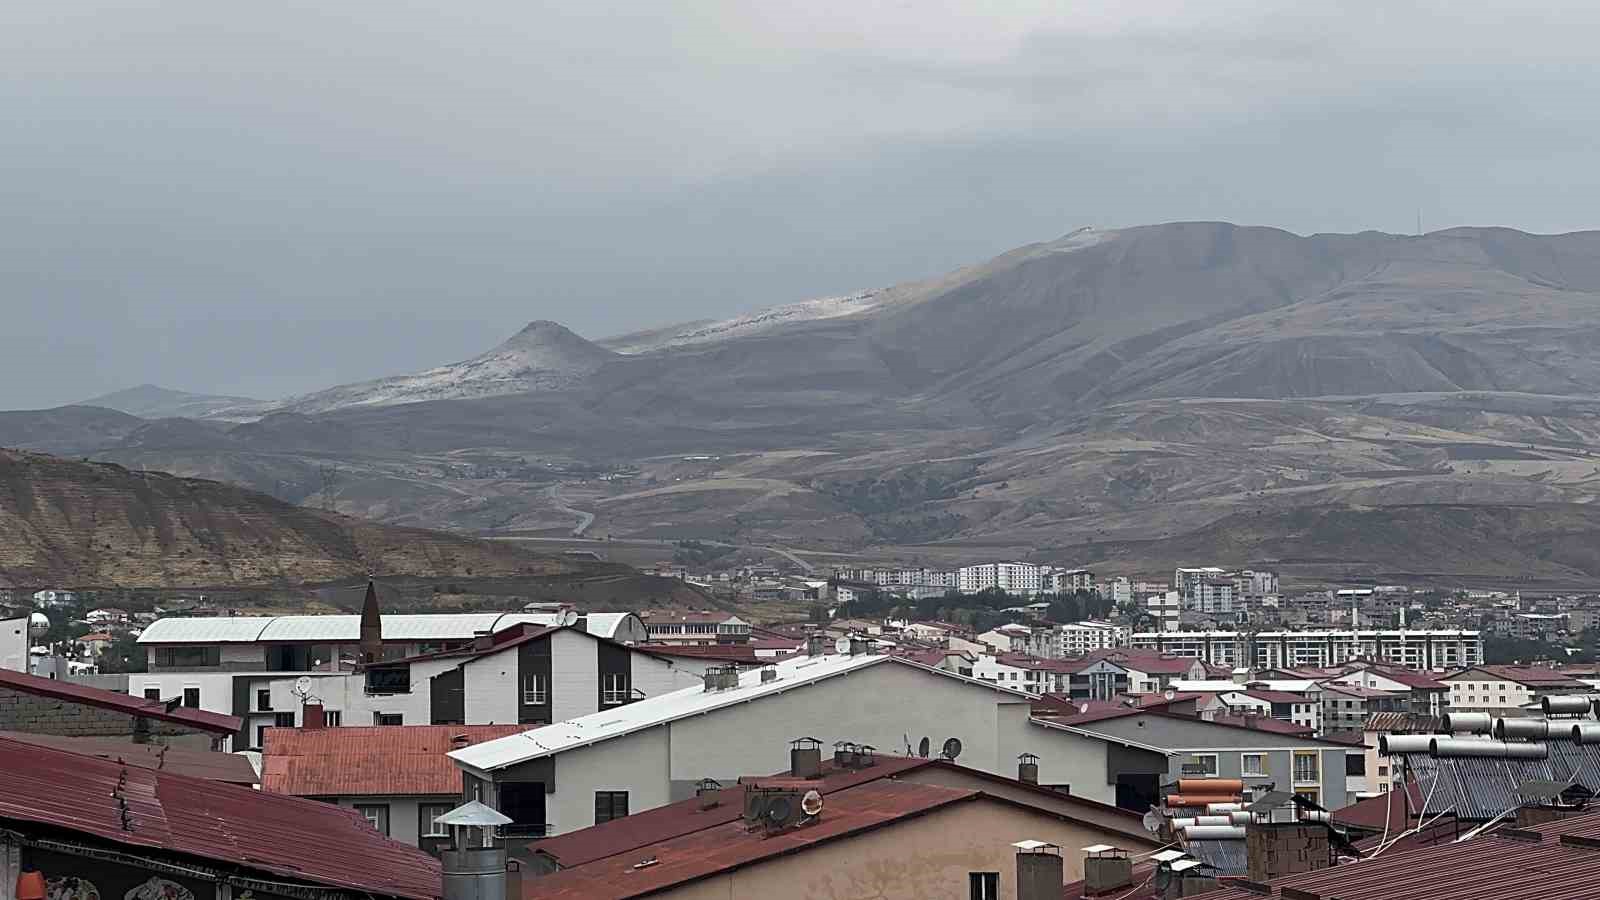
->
xmin=0 ymin=668 xmax=240 ymax=734
xmin=0 ymin=732 xmax=259 ymax=783
xmin=0 ymin=735 xmax=440 ymax=899
xmin=1193 ymin=810 xmax=1600 ymax=900
xmin=520 ymin=780 xmax=981 ymax=900
xmin=451 ymin=653 xmax=1035 ymax=772
xmin=139 ymin=612 xmax=573 ymax=644
xmin=263 ymin=725 xmax=525 ymax=797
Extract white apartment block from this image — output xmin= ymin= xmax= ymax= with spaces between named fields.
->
xmin=1027 ymin=621 xmax=1127 ymax=659
xmin=1235 ymin=570 xmax=1280 ymax=597
xmin=838 ymin=568 xmax=957 ymax=588
xmin=958 ymin=562 xmax=1043 ymax=595
xmin=1174 ymin=567 xmax=1228 ymax=600
xmin=1145 ymin=591 xmax=1182 ymax=632
xmin=1194 ymin=580 xmax=1237 ymax=615
xmin=1051 ymin=569 xmax=1096 ymax=593
xmin=1131 ymin=630 xmax=1483 ymax=671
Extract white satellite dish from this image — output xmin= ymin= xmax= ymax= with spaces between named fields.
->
xmin=1141 ymin=809 xmax=1162 ymax=834
xmin=1164 ymin=688 xmax=1176 ymax=701
xmin=293 ymin=676 xmax=313 ymax=699
xmin=801 ymin=789 xmax=824 ymax=816
xmin=835 ymin=636 xmax=851 ymax=655
xmin=1078 ymin=703 xmax=1090 ymax=715
xmin=27 ymin=613 xmax=50 ymax=639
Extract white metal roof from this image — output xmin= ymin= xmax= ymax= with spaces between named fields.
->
xmin=582 ymin=613 xmax=637 ymax=640
xmin=137 ymin=611 xmax=575 ymax=644
xmin=449 ymin=652 xmax=1035 ymax=772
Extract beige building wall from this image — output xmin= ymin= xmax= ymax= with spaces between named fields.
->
xmin=654 ymin=797 xmax=1144 ymax=900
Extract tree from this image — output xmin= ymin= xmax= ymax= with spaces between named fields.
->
xmin=99 ymin=632 xmax=146 ymax=673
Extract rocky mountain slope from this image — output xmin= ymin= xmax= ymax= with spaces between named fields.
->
xmin=22 ymin=222 xmax=1600 ymax=584
xmin=0 ymin=449 xmax=607 ymax=588
xmin=79 ymin=385 xmax=260 ymax=420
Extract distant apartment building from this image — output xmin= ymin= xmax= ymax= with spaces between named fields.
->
xmin=1174 ymin=567 xmax=1228 ymax=600
xmin=1051 ymin=569 xmax=1096 ymax=593
xmin=1235 ymin=569 xmax=1280 ymax=597
xmin=1145 ymin=591 xmax=1182 ymax=632
xmin=1194 ymin=579 xmax=1238 ymax=615
xmin=957 ymin=562 xmax=1043 ymax=595
xmin=1442 ymin=665 xmax=1587 ymax=715
xmin=1510 ymin=612 xmax=1567 ymax=640
xmin=642 ymin=612 xmax=752 ymax=645
xmin=1130 ymin=629 xmax=1483 ymax=671
xmin=835 ymin=567 xmax=956 ymax=589
xmin=1025 ymin=621 xmax=1127 ymax=658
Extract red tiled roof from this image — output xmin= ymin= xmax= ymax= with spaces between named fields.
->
xmin=1451 ymin=665 xmax=1587 ymax=687
xmin=1195 ymin=808 xmax=1600 ymax=900
xmin=263 ymin=725 xmax=524 ymax=796
xmin=1238 ymin=689 xmax=1313 ymax=704
xmin=0 ymin=667 xmax=240 ymax=735
xmin=1334 ymin=782 xmax=1423 ymax=832
xmin=0 ymin=732 xmax=258 ymax=784
xmin=1359 ymin=665 xmax=1448 ymax=690
xmin=637 ymin=644 xmax=763 ymax=663
xmin=524 ymin=780 xmax=981 ymax=900
xmin=1320 ymin=682 xmax=1404 ymax=699
xmin=0 ymin=736 xmax=440 ymax=899
xmin=527 ymin=756 xmax=935 ymax=869
xmin=995 ymin=652 xmax=1082 ymax=673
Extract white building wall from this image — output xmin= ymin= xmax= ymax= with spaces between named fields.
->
xmin=631 ymin=653 xmax=704 ymax=700
xmin=551 ymin=629 xmax=599 ymax=722
xmin=129 ymin=672 xmax=240 ymax=716
xmin=1 ymin=617 xmax=27 ymax=674
xmin=463 ymin=646 xmax=521 ymax=725
xmin=548 ymin=727 xmax=672 ymax=835
xmin=334 ymin=796 xmax=427 ymax=847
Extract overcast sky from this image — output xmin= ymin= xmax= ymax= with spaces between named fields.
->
xmin=6 ymin=1 xmax=1600 ymax=407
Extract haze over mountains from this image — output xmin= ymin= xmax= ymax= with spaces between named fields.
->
xmin=14 ymin=221 xmax=1600 ymax=586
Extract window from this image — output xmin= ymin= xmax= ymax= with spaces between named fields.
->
xmin=1345 ymin=754 xmax=1366 ymax=776
xmin=324 ymin=710 xmax=342 ymax=727
xmin=1294 ymin=788 xmax=1319 ymax=806
xmin=603 ymin=673 xmax=629 ymax=706
xmin=256 ymin=725 xmax=269 ymax=748
xmin=1191 ymin=754 xmax=1219 ymax=776
xmin=142 ymin=687 xmax=161 ymax=701
xmin=374 ymin=713 xmax=403 ymax=726
xmin=1241 ymin=753 xmax=1267 ymax=777
xmin=182 ymin=687 xmax=200 ymax=708
xmin=969 ymin=872 xmax=1000 ymax=900
xmin=419 ymin=803 xmax=453 ymax=838
xmin=522 ymin=674 xmax=548 ymax=705
xmin=594 ymin=791 xmax=630 ymax=824
xmin=154 ymin=646 xmax=221 ymax=668
xmin=1380 ymin=782 xmax=1390 ymax=793
xmin=355 ymin=804 xmax=390 ymax=837
xmin=1379 ymin=764 xmax=1389 ymax=776
xmin=1294 ymin=751 xmax=1320 ymax=784
xmin=257 ymin=689 xmax=273 ymax=711
xmin=274 ymin=712 xmax=295 ymax=728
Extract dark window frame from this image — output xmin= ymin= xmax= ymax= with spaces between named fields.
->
xmin=594 ymin=791 xmax=629 ymax=824
xmin=354 ymin=803 xmax=391 ymax=837
xmin=257 ymin=689 xmax=273 ymax=711
xmin=969 ymin=871 xmax=1000 ymax=900
xmin=182 ymin=687 xmax=200 ymax=708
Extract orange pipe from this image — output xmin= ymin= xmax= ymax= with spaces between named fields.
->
xmin=1176 ymin=778 xmax=1244 ymax=794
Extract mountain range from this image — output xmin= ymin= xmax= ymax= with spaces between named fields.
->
xmin=14 ymin=221 xmax=1600 ymax=587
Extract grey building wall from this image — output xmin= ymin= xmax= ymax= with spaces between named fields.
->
xmin=0 ymin=685 xmax=216 ymax=747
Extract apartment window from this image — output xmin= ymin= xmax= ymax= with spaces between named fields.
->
xmin=1294 ymin=751 xmax=1320 ymax=784
xmin=374 ymin=713 xmax=403 ymax=727
xmin=355 ymin=804 xmax=390 ymax=837
xmin=1378 ymin=764 xmax=1389 ymax=776
xmin=1380 ymin=782 xmax=1391 ymax=793
xmin=1346 ymin=754 xmax=1366 ymax=776
xmin=325 ymin=710 xmax=342 ymax=727
xmin=1241 ymin=753 xmax=1267 ymax=777
xmin=274 ymin=712 xmax=295 ymax=728
xmin=1191 ymin=754 xmax=1219 ymax=777
xmin=257 ymin=689 xmax=273 ymax=711
xmin=969 ymin=872 xmax=1000 ymax=900
xmin=522 ymin=674 xmax=548 ymax=705
xmin=182 ymin=687 xmax=200 ymax=708
xmin=142 ymin=687 xmax=161 ymax=701
xmin=154 ymin=646 xmax=221 ymax=668
xmin=1294 ymin=788 xmax=1319 ymax=806
xmin=603 ymin=673 xmax=630 ymax=705
xmin=594 ymin=791 xmax=630 ymax=824
xmin=419 ymin=803 xmax=453 ymax=838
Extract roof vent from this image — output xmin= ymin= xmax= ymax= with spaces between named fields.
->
xmin=833 ymin=740 xmax=857 ymax=768
xmin=760 ymin=666 xmax=778 ymax=684
xmin=1017 ymin=752 xmax=1039 ymax=785
xmin=790 ymin=737 xmax=823 ymax=779
xmin=695 ymin=778 xmax=723 ymax=811
xmin=1080 ymin=844 xmax=1130 ymax=895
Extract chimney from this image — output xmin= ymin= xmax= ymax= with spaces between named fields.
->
xmin=302 ymin=703 xmax=326 ymax=730
xmin=848 ymin=635 xmax=871 ymax=656
xmin=359 ymin=579 xmax=383 ymax=664
xmin=790 ymin=737 xmax=823 ymax=778
xmin=1082 ymin=845 xmax=1132 ymax=895
xmin=1247 ymin=820 xmax=1332 ymax=882
xmin=1017 ymin=752 xmax=1039 ymax=785
xmin=1014 ymin=841 xmax=1063 ymax=900
xmin=806 ymin=632 xmax=829 ymax=657
xmin=833 ymin=741 xmax=855 ymax=768
xmin=695 ymin=778 xmax=723 ymax=811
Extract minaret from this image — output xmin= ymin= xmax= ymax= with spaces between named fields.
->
xmin=359 ymin=579 xmax=383 ymax=664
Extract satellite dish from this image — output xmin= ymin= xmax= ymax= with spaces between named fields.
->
xmin=835 ymin=636 xmax=851 ymax=655
xmin=801 ymin=789 xmax=824 ymax=816
xmin=293 ymin=676 xmax=313 ymax=699
xmin=1078 ymin=703 xmax=1090 ymax=715
xmin=1142 ymin=809 xmax=1162 ymax=834
xmin=941 ymin=737 xmax=963 ymax=761
xmin=27 ymin=613 xmax=50 ymax=639
xmin=1164 ymin=688 xmax=1177 ymax=702
xmin=918 ymin=737 xmax=931 ymax=758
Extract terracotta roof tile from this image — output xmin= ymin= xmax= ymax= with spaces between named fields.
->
xmin=263 ymin=724 xmax=525 ymax=796
xmin=0 ymin=735 xmax=439 ymax=899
